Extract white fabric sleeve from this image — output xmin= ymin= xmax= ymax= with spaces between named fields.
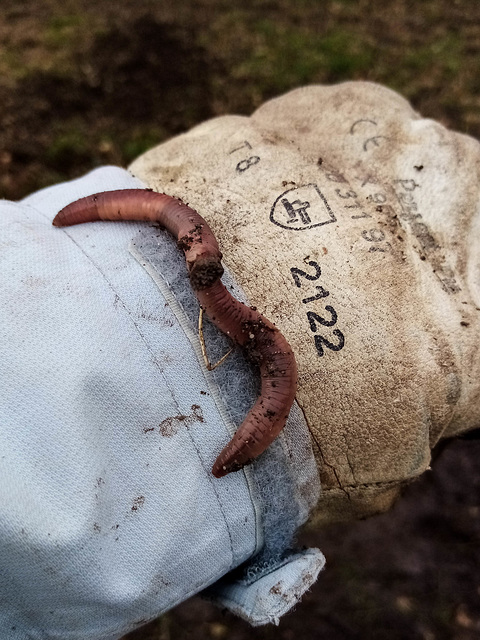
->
xmin=0 ymin=167 xmax=323 ymax=639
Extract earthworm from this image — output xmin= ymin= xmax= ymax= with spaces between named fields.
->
xmin=53 ymin=189 xmax=297 ymax=477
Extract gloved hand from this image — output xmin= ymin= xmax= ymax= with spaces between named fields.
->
xmin=1 ymin=82 xmax=479 ymax=640
xmin=130 ymin=81 xmax=480 ymax=523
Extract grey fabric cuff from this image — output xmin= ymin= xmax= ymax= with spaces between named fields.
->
xmin=131 ymin=226 xmax=324 ymax=625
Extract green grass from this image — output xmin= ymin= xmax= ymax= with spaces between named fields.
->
xmin=404 ymin=34 xmax=463 ymax=77
xmin=44 ymin=14 xmax=89 ymax=49
xmin=225 ymin=20 xmax=375 ymax=102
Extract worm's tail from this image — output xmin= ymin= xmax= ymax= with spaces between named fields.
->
xmin=197 ymin=281 xmax=298 ymax=477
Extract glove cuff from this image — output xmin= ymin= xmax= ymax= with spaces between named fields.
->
xmin=132 ymin=224 xmax=324 ymax=624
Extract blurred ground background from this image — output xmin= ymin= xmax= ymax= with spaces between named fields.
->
xmin=1 ymin=0 xmax=479 ymax=638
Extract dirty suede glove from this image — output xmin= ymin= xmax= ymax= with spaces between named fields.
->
xmin=131 ymin=81 xmax=480 ymax=523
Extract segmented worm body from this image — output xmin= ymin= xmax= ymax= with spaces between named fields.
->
xmin=53 ymin=189 xmax=297 ymax=477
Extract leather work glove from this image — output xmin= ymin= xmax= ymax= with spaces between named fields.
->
xmin=131 ymin=81 xmax=480 ymax=523
xmin=1 ymin=82 xmax=479 ymax=639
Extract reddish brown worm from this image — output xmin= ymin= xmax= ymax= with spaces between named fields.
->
xmin=53 ymin=189 xmax=297 ymax=478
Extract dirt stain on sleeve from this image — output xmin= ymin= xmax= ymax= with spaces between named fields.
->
xmin=131 ymin=496 xmax=145 ymax=512
xmin=158 ymin=404 xmax=204 ymax=437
